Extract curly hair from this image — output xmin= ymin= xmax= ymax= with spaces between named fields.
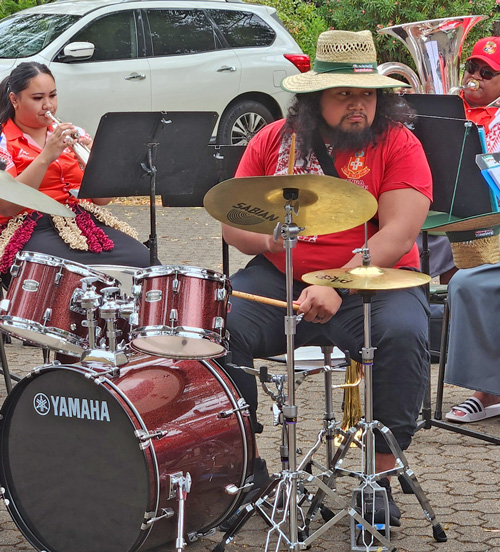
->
xmin=282 ymin=89 xmax=416 ymax=166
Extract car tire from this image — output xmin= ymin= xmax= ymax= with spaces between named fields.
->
xmin=217 ymin=100 xmax=275 ymax=145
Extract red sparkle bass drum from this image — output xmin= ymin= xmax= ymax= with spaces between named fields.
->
xmin=0 ymin=354 xmax=254 ymax=552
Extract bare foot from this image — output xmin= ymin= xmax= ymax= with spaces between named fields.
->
xmin=450 ymin=391 xmax=500 ymax=417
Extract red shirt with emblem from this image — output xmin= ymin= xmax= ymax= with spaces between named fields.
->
xmin=0 ymin=119 xmax=85 ymax=226
xmin=235 ymin=119 xmax=433 ymax=279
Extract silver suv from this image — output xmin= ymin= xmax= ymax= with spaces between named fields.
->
xmin=0 ymin=0 xmax=309 ymax=143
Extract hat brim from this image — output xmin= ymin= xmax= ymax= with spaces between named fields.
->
xmin=422 ymin=211 xmax=500 ymax=232
xmin=281 ymin=71 xmax=410 ymax=94
xmin=466 ymin=54 xmax=500 ymax=72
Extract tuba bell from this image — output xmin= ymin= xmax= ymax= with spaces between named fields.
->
xmin=377 ymin=15 xmax=487 ymax=94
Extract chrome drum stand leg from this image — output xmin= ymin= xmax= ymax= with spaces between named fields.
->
xmin=331 ymin=290 xmax=447 ymax=551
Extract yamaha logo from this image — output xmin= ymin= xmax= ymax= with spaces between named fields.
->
xmin=33 ymin=393 xmax=111 ymax=422
xmin=33 ymin=393 xmax=50 ymax=416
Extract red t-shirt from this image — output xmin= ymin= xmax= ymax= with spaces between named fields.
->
xmin=462 ymin=94 xmax=500 ymax=152
xmin=235 ymin=119 xmax=433 ymax=279
xmin=0 ymin=119 xmax=85 ymax=225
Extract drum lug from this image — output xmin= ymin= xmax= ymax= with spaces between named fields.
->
xmin=169 ymin=309 xmax=178 ymax=325
xmin=135 ymin=428 xmax=168 ymax=449
xmin=218 ymin=398 xmax=250 ymax=419
xmin=216 ymin=288 xmax=227 ymax=301
xmin=214 ymin=317 xmax=224 ymax=330
xmin=43 ymin=308 xmax=52 ymax=323
xmin=10 ymin=261 xmax=20 ymax=277
xmin=172 ymin=275 xmax=180 ymax=293
xmin=0 ymin=298 xmax=10 ymax=312
xmin=141 ymin=507 xmax=174 ymax=529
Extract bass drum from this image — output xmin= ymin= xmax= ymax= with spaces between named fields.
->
xmin=0 ymin=354 xmax=255 ymax=552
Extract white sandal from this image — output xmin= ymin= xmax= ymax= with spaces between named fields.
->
xmin=445 ymin=397 xmax=500 ymax=423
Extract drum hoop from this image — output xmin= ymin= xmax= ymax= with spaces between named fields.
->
xmin=0 ymin=316 xmax=87 ymax=353
xmin=134 ymin=265 xmax=226 ymax=284
xmin=15 ymin=251 xmax=117 ymax=284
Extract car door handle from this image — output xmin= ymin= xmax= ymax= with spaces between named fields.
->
xmin=124 ymin=72 xmax=146 ymax=80
xmin=217 ymin=66 xmax=237 ymax=73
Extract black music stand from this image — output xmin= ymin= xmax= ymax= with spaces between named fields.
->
xmin=404 ymin=94 xmax=500 ymax=445
xmin=79 ymin=111 xmax=218 ymax=265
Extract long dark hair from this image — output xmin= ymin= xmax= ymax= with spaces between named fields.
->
xmin=282 ymin=89 xmax=416 ymax=165
xmin=0 ymin=62 xmax=55 ymax=130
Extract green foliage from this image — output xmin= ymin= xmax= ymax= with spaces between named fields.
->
xmin=314 ymin=0 xmax=500 ymax=67
xmin=245 ymin=0 xmax=327 ymax=58
xmin=0 ymin=0 xmax=52 ymax=19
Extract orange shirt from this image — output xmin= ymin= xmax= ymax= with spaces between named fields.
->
xmin=0 ymin=119 xmax=84 ymax=225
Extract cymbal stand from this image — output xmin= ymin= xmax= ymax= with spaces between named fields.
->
xmin=325 ymin=248 xmax=447 ymax=551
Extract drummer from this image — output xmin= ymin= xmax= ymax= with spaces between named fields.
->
xmin=221 ymin=30 xmax=432 ymax=526
xmin=0 ymin=61 xmax=151 ymax=280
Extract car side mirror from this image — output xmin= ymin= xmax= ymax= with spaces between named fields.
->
xmin=62 ymin=41 xmax=95 ymax=61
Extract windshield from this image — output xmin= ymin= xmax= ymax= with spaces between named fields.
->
xmin=0 ymin=13 xmax=80 ymax=58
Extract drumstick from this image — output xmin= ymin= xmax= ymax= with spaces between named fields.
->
xmin=232 ymin=290 xmax=300 ymax=311
xmin=288 ymin=132 xmax=296 ymax=175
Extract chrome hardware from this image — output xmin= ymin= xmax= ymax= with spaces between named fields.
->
xmin=218 ymin=398 xmax=250 ymax=418
xmin=217 ymin=287 xmax=227 ymax=301
xmin=124 ymin=72 xmax=146 ymax=80
xmin=141 ymin=508 xmax=174 ymax=529
xmin=214 ymin=316 xmax=224 ymax=330
xmin=172 ymin=275 xmax=180 ymax=293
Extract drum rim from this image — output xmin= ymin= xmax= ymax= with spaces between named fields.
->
xmin=14 ymin=251 xmax=117 ymax=283
xmin=134 ymin=265 xmax=226 ymax=283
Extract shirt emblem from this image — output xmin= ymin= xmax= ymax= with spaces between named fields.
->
xmin=341 ymin=151 xmax=370 ymax=179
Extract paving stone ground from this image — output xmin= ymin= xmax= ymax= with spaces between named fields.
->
xmin=0 ymin=204 xmax=499 ymax=552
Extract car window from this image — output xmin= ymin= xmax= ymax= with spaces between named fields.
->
xmin=0 ymin=14 xmax=80 ymax=58
xmin=206 ymin=10 xmax=276 ymax=48
xmin=146 ymin=9 xmax=218 ymax=56
xmin=68 ymin=11 xmax=138 ymax=61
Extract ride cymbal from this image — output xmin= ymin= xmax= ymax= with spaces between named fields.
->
xmin=302 ymin=265 xmax=431 ymax=290
xmin=203 ymin=174 xmax=378 ymax=236
xmin=0 ymin=171 xmax=75 ymax=218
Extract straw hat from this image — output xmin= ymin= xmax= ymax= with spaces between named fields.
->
xmin=282 ymin=30 xmax=409 ymax=93
xmin=423 ymin=211 xmax=500 ymax=269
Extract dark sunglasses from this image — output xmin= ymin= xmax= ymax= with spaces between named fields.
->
xmin=464 ymin=60 xmax=500 ymax=80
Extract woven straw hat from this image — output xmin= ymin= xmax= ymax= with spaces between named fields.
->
xmin=447 ymin=227 xmax=500 ymax=269
xmin=282 ymin=30 xmax=409 ymax=93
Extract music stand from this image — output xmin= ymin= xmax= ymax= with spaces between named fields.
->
xmin=404 ymin=94 xmax=500 ymax=445
xmin=79 ymin=111 xmax=218 ymax=265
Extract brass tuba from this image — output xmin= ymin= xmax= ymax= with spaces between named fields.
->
xmin=377 ymin=16 xmax=487 ymax=94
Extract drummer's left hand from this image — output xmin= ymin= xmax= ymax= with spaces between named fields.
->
xmin=295 ymin=285 xmax=342 ymax=324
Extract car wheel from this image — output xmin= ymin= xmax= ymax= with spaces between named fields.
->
xmin=217 ymin=101 xmax=275 ymax=145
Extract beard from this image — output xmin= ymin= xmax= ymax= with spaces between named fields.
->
xmin=321 ymin=120 xmax=375 ymax=153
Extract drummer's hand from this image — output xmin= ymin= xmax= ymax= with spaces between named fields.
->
xmin=265 ymin=234 xmax=285 ymax=254
xmin=41 ymin=123 xmax=78 ymax=163
xmin=296 ymin=285 xmax=341 ymax=324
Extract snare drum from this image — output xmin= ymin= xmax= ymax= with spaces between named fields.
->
xmin=0 ymin=354 xmax=254 ymax=552
xmin=0 ymin=252 xmax=116 ymax=356
xmin=131 ymin=265 xmax=231 ymax=359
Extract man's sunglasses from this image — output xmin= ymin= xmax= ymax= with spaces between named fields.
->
xmin=464 ymin=60 xmax=500 ymax=80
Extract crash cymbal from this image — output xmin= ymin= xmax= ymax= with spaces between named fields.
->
xmin=203 ymin=174 xmax=378 ymax=236
xmin=0 ymin=170 xmax=75 ymax=218
xmin=302 ymin=265 xmax=431 ymax=290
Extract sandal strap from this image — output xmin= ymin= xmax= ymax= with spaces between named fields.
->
xmin=452 ymin=397 xmax=484 ymax=415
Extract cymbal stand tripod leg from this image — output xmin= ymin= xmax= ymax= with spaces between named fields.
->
xmin=330 ymin=290 xmax=447 ymax=550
